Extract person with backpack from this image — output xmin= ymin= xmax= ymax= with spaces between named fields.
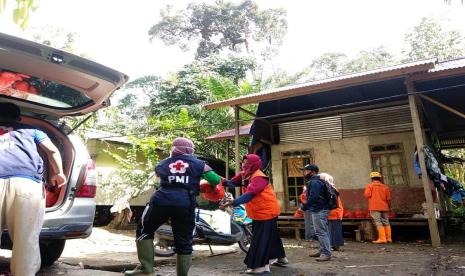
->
xmin=364 ymin=171 xmax=392 ymax=244
xmin=301 ymin=164 xmax=332 ymax=262
xmin=320 ymin=173 xmax=344 ymax=251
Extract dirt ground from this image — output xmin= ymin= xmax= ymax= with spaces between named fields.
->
xmin=54 ymin=227 xmax=465 ymax=276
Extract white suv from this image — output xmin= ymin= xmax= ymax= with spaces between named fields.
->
xmin=0 ymin=32 xmax=128 ymax=266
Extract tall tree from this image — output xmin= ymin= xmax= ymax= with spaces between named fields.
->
xmin=148 ymin=0 xmax=287 ymax=59
xmin=403 ymin=17 xmax=465 ymax=61
xmin=343 ymin=47 xmax=395 ymax=73
xmin=263 ymin=47 xmax=396 ymax=89
xmin=309 ymin=52 xmax=348 ymax=79
xmin=151 ymin=55 xmax=255 ymax=114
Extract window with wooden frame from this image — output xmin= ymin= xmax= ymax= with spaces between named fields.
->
xmin=281 ymin=150 xmax=313 ymax=211
xmin=370 ymin=143 xmax=409 ymax=186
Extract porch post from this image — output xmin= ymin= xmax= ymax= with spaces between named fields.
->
xmin=405 ymin=79 xmax=441 ymax=247
xmin=234 ymin=105 xmax=241 ymax=197
xmin=225 ymin=139 xmax=230 ymax=179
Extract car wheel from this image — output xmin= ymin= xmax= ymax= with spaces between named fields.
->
xmin=39 ymin=239 xmax=66 ymax=267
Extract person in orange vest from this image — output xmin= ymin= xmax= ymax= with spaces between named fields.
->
xmin=299 ymin=186 xmax=317 ymax=242
xmin=364 ymin=171 xmax=392 ymax=244
xmin=221 ymin=154 xmax=287 ymax=275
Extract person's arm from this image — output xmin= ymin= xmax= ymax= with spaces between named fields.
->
xmin=363 ymin=184 xmax=372 ymax=199
xmin=233 ymin=193 xmax=254 ymax=206
xmin=307 ymin=179 xmax=321 ymax=206
xmin=202 ymin=164 xmax=221 ymax=186
xmin=232 ymin=176 xmax=268 ymax=206
xmin=223 ymin=173 xmax=243 ymax=188
xmin=38 ymin=139 xmax=66 ymax=187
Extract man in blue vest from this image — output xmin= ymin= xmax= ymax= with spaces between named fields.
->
xmin=0 ymin=103 xmax=66 ymax=275
xmin=125 ymin=137 xmax=222 ymax=276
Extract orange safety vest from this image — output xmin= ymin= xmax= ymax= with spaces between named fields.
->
xmin=328 ymin=196 xmax=344 ymax=220
xmin=363 ymin=180 xmax=392 ymax=211
xmin=242 ymin=170 xmax=281 ymax=221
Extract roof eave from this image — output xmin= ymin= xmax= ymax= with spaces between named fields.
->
xmin=204 ymin=59 xmax=436 ymax=110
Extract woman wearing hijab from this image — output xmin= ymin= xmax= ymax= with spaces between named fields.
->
xmin=220 ymin=154 xmax=288 ymax=275
xmin=319 ymin=173 xmax=344 ymax=251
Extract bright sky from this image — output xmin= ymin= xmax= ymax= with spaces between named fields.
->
xmin=1 ymin=0 xmax=465 ymax=80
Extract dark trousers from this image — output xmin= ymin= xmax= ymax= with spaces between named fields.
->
xmin=244 ymin=217 xmax=286 ymax=269
xmin=328 ymin=219 xmax=344 ymax=248
xmin=136 ymin=202 xmax=195 ymax=255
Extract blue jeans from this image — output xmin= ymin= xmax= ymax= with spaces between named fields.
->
xmin=304 ymin=210 xmax=316 ymax=240
xmin=311 ymin=209 xmax=331 ymax=257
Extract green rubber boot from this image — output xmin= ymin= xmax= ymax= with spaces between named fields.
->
xmin=124 ymin=239 xmax=154 ymax=276
xmin=176 ymin=254 xmax=192 ymax=276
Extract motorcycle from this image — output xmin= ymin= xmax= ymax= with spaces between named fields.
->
xmin=153 ymin=195 xmax=252 ymax=257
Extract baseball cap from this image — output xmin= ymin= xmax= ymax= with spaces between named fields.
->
xmin=301 ymin=164 xmax=319 ymax=172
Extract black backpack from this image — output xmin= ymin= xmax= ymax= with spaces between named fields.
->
xmin=323 ymin=180 xmax=339 ymax=210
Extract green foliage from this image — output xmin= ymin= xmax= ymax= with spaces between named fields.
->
xmin=148 ymin=0 xmax=287 ymax=59
xmin=124 ymin=75 xmax=161 ymax=97
xmin=151 ymin=55 xmax=256 ymax=114
xmin=443 ymin=149 xmax=465 ymax=184
xmin=32 ymin=25 xmax=78 ymax=52
xmin=343 ymin=47 xmax=395 ymax=73
xmin=310 ymin=52 xmax=348 ymax=79
xmin=30 ymin=25 xmax=93 ymax=58
xmin=452 ymin=206 xmax=465 ymax=219
xmin=309 ymin=48 xmax=396 ymax=80
xmin=263 ymin=47 xmax=397 ymax=89
xmin=261 ymin=69 xmax=308 ymax=90
xmin=99 ymin=145 xmax=156 ymax=201
xmin=0 ymin=0 xmax=39 ymax=29
xmin=403 ymin=17 xmax=465 ymax=61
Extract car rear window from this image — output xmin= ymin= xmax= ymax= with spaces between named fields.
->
xmin=0 ymin=69 xmax=92 ymax=108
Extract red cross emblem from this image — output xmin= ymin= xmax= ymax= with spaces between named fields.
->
xmin=169 ymin=160 xmax=189 ymax=174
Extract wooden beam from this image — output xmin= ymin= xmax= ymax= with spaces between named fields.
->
xmin=234 ymin=106 xmax=241 ymax=197
xmin=405 ymin=79 xmax=441 ymax=247
xmin=238 ymin=106 xmax=256 ymax=117
xmin=225 ymin=140 xmax=230 ymax=179
xmin=419 ymin=94 xmax=465 ymax=120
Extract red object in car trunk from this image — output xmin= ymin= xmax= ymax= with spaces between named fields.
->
xmin=45 ymin=186 xmax=61 ymax=207
xmin=45 ymin=160 xmax=97 ymax=206
xmin=76 ymin=160 xmax=97 ymax=198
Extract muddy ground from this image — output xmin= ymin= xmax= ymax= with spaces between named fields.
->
xmin=63 ymin=227 xmax=465 ymax=275
xmin=1 ymin=227 xmax=465 ymax=275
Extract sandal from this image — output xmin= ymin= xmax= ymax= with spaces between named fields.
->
xmin=270 ymin=258 xmax=289 ymax=267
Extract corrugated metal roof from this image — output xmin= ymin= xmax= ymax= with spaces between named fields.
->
xmin=204 ymin=58 xmax=436 ymax=110
xmin=430 ymin=57 xmax=465 ymax=72
xmin=206 ymin=124 xmax=252 ymax=141
xmin=409 ymin=57 xmax=465 ymax=82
